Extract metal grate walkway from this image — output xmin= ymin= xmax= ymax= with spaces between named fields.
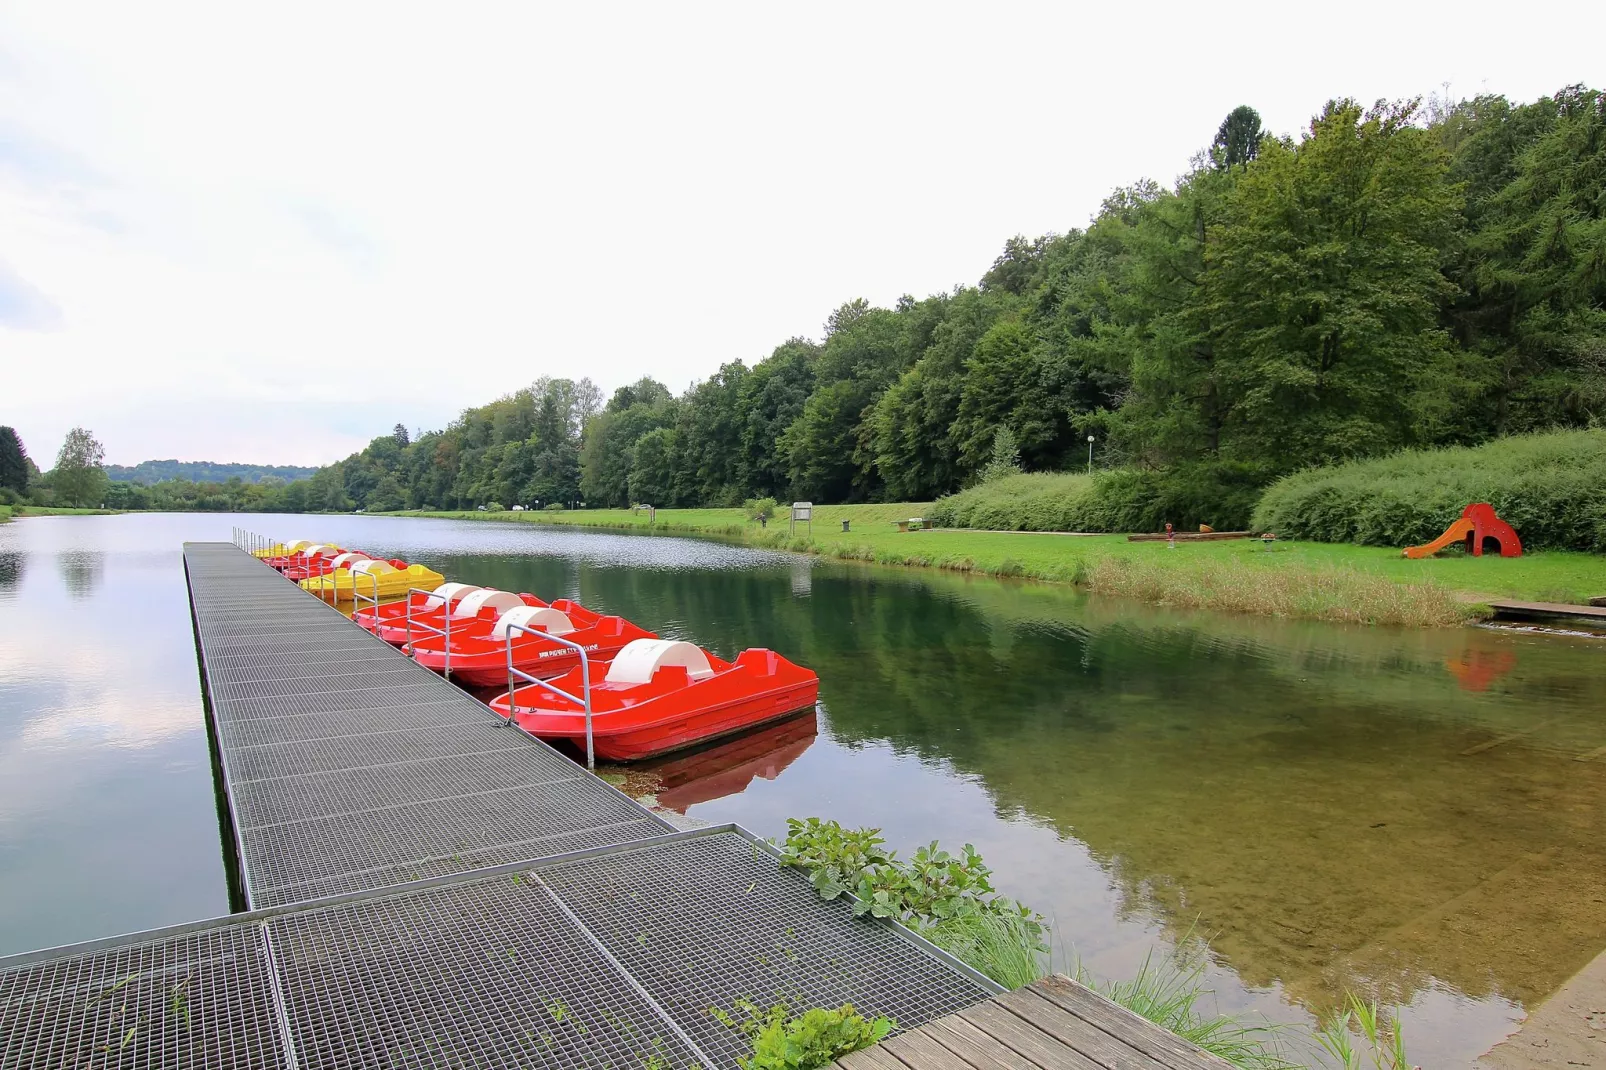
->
xmin=0 ymin=543 xmax=995 ymax=1069
xmin=184 ymin=541 xmax=672 ymax=907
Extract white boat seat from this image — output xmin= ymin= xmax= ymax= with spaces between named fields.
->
xmin=605 ymin=639 xmax=714 ymax=686
xmin=424 ymin=582 xmax=481 ymax=607
xmin=452 ymin=588 xmax=526 ymax=619
xmin=492 ymin=607 xmax=575 ymax=640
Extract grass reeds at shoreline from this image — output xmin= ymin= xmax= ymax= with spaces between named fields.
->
xmin=1082 ymin=556 xmax=1475 ymax=629
xmin=395 ymin=505 xmax=1606 ymax=627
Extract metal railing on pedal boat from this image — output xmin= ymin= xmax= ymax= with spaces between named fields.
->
xmin=402 ymin=585 xmax=457 ymax=682
xmin=502 ymin=620 xmax=597 ymax=770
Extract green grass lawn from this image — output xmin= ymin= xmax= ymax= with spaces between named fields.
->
xmin=395 ymin=505 xmax=1606 ymax=625
xmin=4 ymin=505 xmax=126 ymax=518
xmin=820 ymin=528 xmax=1605 ymax=602
xmin=399 ymin=502 xmax=931 ymax=534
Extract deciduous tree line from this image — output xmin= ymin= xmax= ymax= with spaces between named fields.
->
xmin=314 ymin=89 xmax=1601 ymax=514
xmin=23 ymin=88 xmax=1602 ymax=516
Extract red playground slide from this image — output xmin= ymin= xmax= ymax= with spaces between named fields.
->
xmin=1403 ymin=503 xmax=1522 ymax=559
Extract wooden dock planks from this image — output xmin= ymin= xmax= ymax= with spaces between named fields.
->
xmin=834 ymin=975 xmax=1232 ymax=1069
xmin=1486 ymin=599 xmax=1606 ymax=623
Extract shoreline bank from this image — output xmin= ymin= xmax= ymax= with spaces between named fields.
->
xmin=1478 ymin=946 xmax=1606 ymax=1068
xmin=392 ymin=507 xmax=1606 ymax=629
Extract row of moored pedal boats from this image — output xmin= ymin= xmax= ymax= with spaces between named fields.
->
xmin=254 ymin=540 xmax=819 ymax=762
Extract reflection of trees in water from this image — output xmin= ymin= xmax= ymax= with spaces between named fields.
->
xmin=427 ymin=550 xmax=1606 ymax=1015
xmin=0 ymin=550 xmax=22 ymax=591
xmin=56 ymin=551 xmax=104 ymax=598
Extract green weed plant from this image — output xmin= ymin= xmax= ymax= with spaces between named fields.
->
xmin=712 ymin=999 xmax=893 ymax=1070
xmin=777 ymin=818 xmax=1047 ymax=986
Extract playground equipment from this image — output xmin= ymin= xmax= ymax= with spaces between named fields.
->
xmin=1403 ymin=503 xmax=1522 ymax=559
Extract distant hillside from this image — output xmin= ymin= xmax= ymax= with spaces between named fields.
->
xmin=106 ymin=460 xmax=318 ymax=485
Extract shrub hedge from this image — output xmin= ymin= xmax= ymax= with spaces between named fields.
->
xmin=1251 ymin=429 xmax=1606 ymax=552
xmin=928 ymin=463 xmax=1267 ymax=533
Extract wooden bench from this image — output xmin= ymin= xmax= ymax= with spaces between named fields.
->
xmin=894 ymin=518 xmax=926 ymax=533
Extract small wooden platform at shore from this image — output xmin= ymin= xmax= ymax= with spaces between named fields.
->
xmin=1126 ymin=531 xmax=1251 ymax=543
xmin=1486 ymin=599 xmax=1606 ymax=624
xmin=834 ymin=974 xmax=1231 ymax=1069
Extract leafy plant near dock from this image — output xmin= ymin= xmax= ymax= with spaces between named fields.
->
xmin=776 ymin=818 xmax=1047 ymax=986
xmin=712 ymin=999 xmax=893 ymax=1070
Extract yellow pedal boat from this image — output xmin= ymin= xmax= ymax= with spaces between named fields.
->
xmin=300 ymin=559 xmax=445 ymax=603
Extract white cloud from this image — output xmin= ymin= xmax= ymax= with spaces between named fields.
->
xmin=2 ymin=0 xmax=1601 ymax=466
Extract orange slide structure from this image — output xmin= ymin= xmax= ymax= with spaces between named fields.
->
xmin=1403 ymin=502 xmax=1522 ymax=559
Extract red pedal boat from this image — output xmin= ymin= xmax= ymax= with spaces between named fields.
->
xmin=368 ymin=588 xmax=540 ymax=646
xmin=408 ymin=605 xmax=656 ymax=687
xmin=354 ymin=582 xmax=488 ymax=638
xmin=271 ymin=544 xmax=347 ymax=577
xmin=488 ymin=639 xmax=819 ymax=761
xmin=284 ymin=549 xmax=371 ymax=582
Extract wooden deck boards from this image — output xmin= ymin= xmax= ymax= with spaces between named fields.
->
xmin=1487 ymin=599 xmax=1606 ymax=622
xmin=834 ymin=975 xmax=1232 ymax=1069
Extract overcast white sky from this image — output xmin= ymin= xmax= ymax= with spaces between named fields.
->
xmin=2 ymin=2 xmax=1601 ymax=467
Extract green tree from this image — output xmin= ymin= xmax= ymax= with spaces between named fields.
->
xmin=736 ymin=341 xmax=817 ymax=497
xmin=873 ymin=288 xmax=1013 ymax=499
xmin=1205 ymin=98 xmax=1462 ymax=465
xmin=980 ymin=426 xmax=1022 ymax=482
xmin=367 ymin=474 xmax=406 ymax=511
xmin=392 ymin=423 xmax=410 ymax=447
xmin=780 ymin=380 xmax=873 ymax=502
xmin=627 ymin=426 xmax=678 ymax=505
xmin=1089 ymin=174 xmax=1235 ymax=466
xmin=1211 ymin=105 xmax=1263 ymax=169
xmin=52 ymin=427 xmax=108 ymax=506
xmin=0 ymin=426 xmax=29 ymax=495
xmin=980 ymin=235 xmax=1054 ymax=296
xmin=1452 ymin=85 xmax=1606 ymax=430
xmin=952 ymin=318 xmax=1073 ymax=472
xmin=675 ymin=361 xmax=750 ymax=503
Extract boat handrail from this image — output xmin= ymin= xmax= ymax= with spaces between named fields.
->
xmin=351 ymin=568 xmax=384 ymax=624
xmin=502 ymin=619 xmax=595 ymax=770
xmin=403 ymin=586 xmax=455 ymax=682
xmin=237 ymin=528 xmax=279 ymax=563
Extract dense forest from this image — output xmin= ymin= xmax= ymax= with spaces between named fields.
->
xmin=18 ymin=88 xmax=1603 ymax=522
xmin=106 ymin=460 xmax=318 ymax=485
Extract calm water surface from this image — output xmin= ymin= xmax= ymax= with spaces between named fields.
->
xmin=2 ymin=512 xmax=1603 ymax=1066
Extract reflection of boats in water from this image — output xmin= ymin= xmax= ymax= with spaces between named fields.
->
xmin=1445 ymin=648 xmax=1518 ymax=692
xmin=640 ymin=710 xmax=818 ymax=812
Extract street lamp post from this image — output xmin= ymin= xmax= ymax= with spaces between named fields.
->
xmin=1086 ymin=434 xmax=1096 ymax=475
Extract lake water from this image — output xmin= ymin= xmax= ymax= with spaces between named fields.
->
xmin=2 ymin=512 xmax=1602 ymax=1066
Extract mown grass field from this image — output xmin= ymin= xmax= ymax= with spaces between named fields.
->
xmin=1 ymin=505 xmax=125 ymax=518
xmin=399 ymin=502 xmax=930 ymax=536
xmin=399 ymin=505 xmax=1606 ymax=625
